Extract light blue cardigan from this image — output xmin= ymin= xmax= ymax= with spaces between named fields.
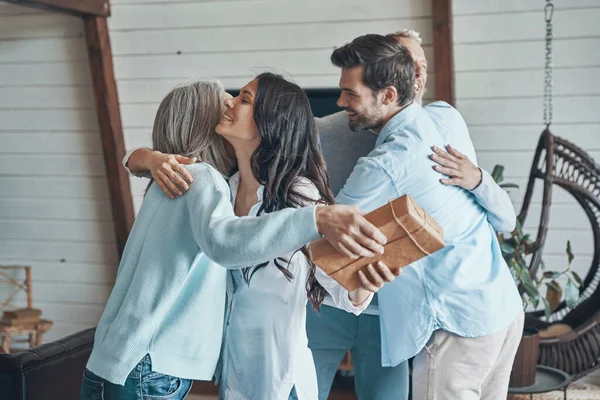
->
xmin=86 ymin=163 xmax=321 ymax=385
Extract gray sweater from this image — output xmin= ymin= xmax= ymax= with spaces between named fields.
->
xmin=316 ymin=111 xmax=376 ymax=194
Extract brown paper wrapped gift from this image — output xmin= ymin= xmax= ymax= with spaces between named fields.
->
xmin=310 ymin=195 xmax=445 ymax=291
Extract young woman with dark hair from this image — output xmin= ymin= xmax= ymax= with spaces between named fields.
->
xmin=233 ymin=72 xmax=334 ymax=308
xmin=215 ymin=73 xmax=384 ymax=400
xmin=216 ymin=73 xmax=401 ymax=400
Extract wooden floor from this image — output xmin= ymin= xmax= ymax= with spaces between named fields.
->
xmin=187 ymin=379 xmax=358 ymax=400
xmin=580 ymin=369 xmax=600 ymax=386
xmin=187 ymin=370 xmax=600 ymax=400
xmin=187 ymin=389 xmax=357 ymax=400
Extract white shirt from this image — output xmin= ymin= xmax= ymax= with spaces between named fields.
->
xmin=219 ymin=173 xmax=371 ymax=400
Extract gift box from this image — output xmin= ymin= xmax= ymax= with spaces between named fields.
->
xmin=310 ymin=195 xmax=445 ymax=291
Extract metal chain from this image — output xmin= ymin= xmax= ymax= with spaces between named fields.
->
xmin=543 ymin=1 xmax=554 ymax=127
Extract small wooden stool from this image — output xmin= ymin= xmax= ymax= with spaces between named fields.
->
xmin=0 ymin=265 xmax=53 ymax=353
xmin=0 ymin=319 xmax=54 ymax=353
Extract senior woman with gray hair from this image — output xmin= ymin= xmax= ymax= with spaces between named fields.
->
xmin=80 ymin=78 xmax=388 ymax=400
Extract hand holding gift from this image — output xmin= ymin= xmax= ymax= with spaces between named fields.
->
xmin=311 ymin=195 xmax=446 ymax=291
xmin=348 ymin=261 xmax=403 ymax=306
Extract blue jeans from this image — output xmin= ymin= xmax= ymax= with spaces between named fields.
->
xmin=288 ymin=385 xmax=298 ymax=400
xmin=81 ymin=354 xmax=193 ymax=400
xmin=306 ymin=304 xmax=409 ymax=400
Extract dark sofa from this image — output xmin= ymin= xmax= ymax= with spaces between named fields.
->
xmin=0 ymin=328 xmax=95 ymax=400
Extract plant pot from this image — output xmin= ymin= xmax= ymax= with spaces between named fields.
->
xmin=510 ymin=328 xmax=540 ymax=388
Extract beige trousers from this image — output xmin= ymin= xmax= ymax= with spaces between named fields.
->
xmin=412 ymin=311 xmax=524 ymax=400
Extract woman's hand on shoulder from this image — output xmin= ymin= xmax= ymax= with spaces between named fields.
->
xmin=429 ymin=144 xmax=482 ymax=191
xmin=147 ymin=151 xmax=196 ymax=199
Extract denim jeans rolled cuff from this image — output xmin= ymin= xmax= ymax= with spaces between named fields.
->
xmin=81 ymin=354 xmax=193 ymax=400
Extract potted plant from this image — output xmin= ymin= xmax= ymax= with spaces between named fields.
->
xmin=492 ymin=165 xmax=582 ymax=387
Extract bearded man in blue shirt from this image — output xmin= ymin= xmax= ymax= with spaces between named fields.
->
xmin=320 ymin=33 xmax=524 ymax=400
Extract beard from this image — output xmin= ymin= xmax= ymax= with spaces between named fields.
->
xmin=345 ymin=98 xmax=387 ymax=132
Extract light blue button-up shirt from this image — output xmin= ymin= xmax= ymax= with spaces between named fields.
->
xmin=336 ymin=101 xmax=523 ymax=366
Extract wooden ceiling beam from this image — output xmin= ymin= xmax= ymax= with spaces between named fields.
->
xmin=3 ymin=0 xmax=109 ymax=17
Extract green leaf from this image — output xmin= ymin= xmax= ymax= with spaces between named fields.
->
xmin=565 ymin=278 xmax=579 ymax=309
xmin=566 ymin=241 xmax=574 ymax=265
xmin=541 ymin=297 xmax=552 ymax=321
xmin=520 ymin=266 xmax=534 ymax=284
xmin=514 ymin=254 xmax=527 ymax=269
xmin=514 ymin=234 xmax=522 ymax=245
xmin=572 ymin=271 xmax=583 ymax=287
xmin=530 ymin=293 xmax=540 ymax=309
xmin=523 ymin=283 xmax=539 ymax=302
xmin=508 ymin=259 xmax=521 ymax=282
xmin=514 ymin=223 xmax=524 ymax=241
xmin=543 ymin=271 xmax=562 ymax=280
xmin=501 ymin=241 xmax=516 ymax=254
xmin=521 ymin=270 xmax=539 ymax=300
xmin=491 ymin=165 xmax=505 ymax=183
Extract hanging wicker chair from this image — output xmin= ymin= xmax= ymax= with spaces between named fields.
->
xmin=518 ymin=129 xmax=600 ymax=380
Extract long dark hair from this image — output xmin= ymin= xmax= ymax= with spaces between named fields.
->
xmin=241 ymin=72 xmax=335 ymax=309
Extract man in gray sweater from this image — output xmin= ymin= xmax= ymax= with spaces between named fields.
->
xmin=306 ymin=29 xmax=429 ymax=400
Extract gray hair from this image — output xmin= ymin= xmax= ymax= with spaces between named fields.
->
xmin=391 ymin=29 xmax=422 ymax=44
xmin=151 ymin=78 xmax=234 ymax=175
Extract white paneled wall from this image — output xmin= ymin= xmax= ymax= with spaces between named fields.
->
xmin=106 ymin=0 xmax=434 ymax=212
xmin=0 ymin=2 xmax=116 ymax=342
xmin=453 ymin=0 xmax=600 ymax=285
xmin=9 ymin=0 xmax=593 ymax=341
xmin=0 ymin=0 xmax=433 ymax=342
